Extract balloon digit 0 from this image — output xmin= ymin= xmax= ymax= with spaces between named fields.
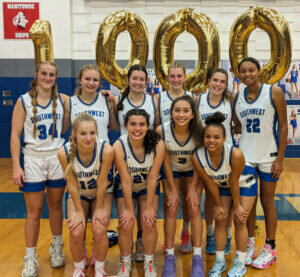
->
xmin=229 ymin=6 xmax=291 ymax=84
xmin=29 ymin=20 xmax=54 ymax=66
xmin=96 ymin=10 xmax=149 ymax=91
xmin=153 ymin=7 xmax=220 ymax=94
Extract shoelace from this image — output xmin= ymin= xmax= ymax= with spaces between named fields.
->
xmin=119 ymin=261 xmax=131 ymax=274
xmin=25 ymin=256 xmax=38 ymax=273
xmin=256 ymin=248 xmax=269 ymax=262
xmin=181 ymin=232 xmax=190 ymax=245
xmin=73 ymin=268 xmax=85 ymax=277
xmin=193 ymin=256 xmax=203 ymax=269
xmin=144 ymin=261 xmax=157 ymax=273
xmin=52 ymin=245 xmax=64 ymax=257
xmin=95 ymin=266 xmax=107 ymax=277
xmin=164 ymin=256 xmax=175 ymax=271
xmin=211 ymin=259 xmax=225 ymax=273
xmin=229 ymin=261 xmax=243 ymax=275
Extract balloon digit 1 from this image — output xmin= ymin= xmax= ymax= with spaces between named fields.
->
xmin=96 ymin=10 xmax=149 ymax=91
xmin=229 ymin=5 xmax=291 ymax=84
xmin=29 ymin=20 xmax=54 ymax=67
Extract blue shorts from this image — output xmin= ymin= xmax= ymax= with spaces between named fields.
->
xmin=233 ymin=76 xmax=241 ymax=84
xmin=161 ymin=169 xmax=193 ymax=179
xmin=66 ymin=190 xmax=96 ymax=203
xmin=219 ymin=182 xmax=257 ymax=197
xmin=249 ymin=162 xmax=279 ymax=182
xmin=115 ymin=182 xmax=160 ymax=200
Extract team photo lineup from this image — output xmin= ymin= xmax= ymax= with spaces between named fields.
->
xmin=3 ymin=1 xmax=299 ymax=277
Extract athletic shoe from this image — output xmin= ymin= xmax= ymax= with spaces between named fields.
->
xmin=245 ymin=239 xmax=256 ymax=265
xmin=251 ymin=244 xmax=276 ymax=269
xmin=83 ymin=247 xmax=88 ymax=268
xmin=91 ymin=247 xmax=96 ymax=266
xmin=117 ymin=260 xmax=131 ymax=277
xmin=49 ymin=242 xmax=65 ymax=268
xmin=144 ymin=260 xmax=157 ymax=277
xmin=226 ymin=258 xmax=246 ymax=276
xmin=224 ymin=237 xmax=232 ymax=256
xmin=180 ymin=230 xmax=192 ymax=253
xmin=206 ymin=232 xmax=216 ymax=254
xmin=72 ymin=266 xmax=86 ymax=277
xmin=162 ymin=240 xmax=167 ymax=253
xmin=22 ymin=255 xmax=38 ymax=277
xmin=135 ymin=237 xmax=144 ymax=262
xmin=208 ymin=257 xmax=226 ymax=277
xmin=95 ymin=265 xmax=107 ymax=277
xmin=190 ymin=255 xmax=204 ymax=277
xmin=162 ymin=254 xmax=176 ymax=277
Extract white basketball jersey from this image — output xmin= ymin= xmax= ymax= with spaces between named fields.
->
xmin=118 ymin=94 xmax=156 ymax=136
xmin=159 ymin=90 xmax=194 ymax=123
xmin=198 ymin=92 xmax=233 ymax=146
xmin=118 ymin=134 xmax=156 ymax=193
xmin=234 ymin=84 xmax=278 ymax=163
xmin=162 ymin=121 xmax=196 ymax=172
xmin=70 ymin=93 xmax=109 ymax=140
xmin=195 ymin=143 xmax=233 ymax=189
xmin=64 ymin=138 xmax=106 ymax=199
xmin=21 ymin=92 xmax=64 ymax=152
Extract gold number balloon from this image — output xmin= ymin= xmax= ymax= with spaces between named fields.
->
xmin=29 ymin=20 xmax=54 ymax=66
xmin=229 ymin=6 xmax=291 ymax=84
xmin=96 ymin=10 xmax=149 ymax=91
xmin=153 ymin=7 xmax=220 ymax=94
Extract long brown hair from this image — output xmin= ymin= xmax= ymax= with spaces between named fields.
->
xmin=29 ymin=61 xmax=58 ymax=140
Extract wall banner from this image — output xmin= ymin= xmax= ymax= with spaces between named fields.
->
xmin=3 ymin=2 xmax=39 ymax=39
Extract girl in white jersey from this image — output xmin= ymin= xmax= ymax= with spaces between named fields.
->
xmin=198 ymin=68 xmax=234 ymax=256
xmin=157 ymin=62 xmax=195 ymax=254
xmin=58 ymin=113 xmax=114 ymax=277
xmin=114 ymin=64 xmax=160 ymax=261
xmin=234 ymin=57 xmax=288 ymax=269
xmin=156 ymin=95 xmax=204 ymax=277
xmin=189 ymin=112 xmax=257 ymax=277
xmin=113 ymin=109 xmax=165 ymax=277
xmin=10 ymin=62 xmax=69 ymax=277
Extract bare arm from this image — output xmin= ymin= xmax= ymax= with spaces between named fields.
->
xmin=153 ymin=95 xmax=161 ymax=128
xmin=10 ymin=98 xmax=25 ymax=187
xmin=60 ymin=93 xmax=70 ymax=134
xmin=271 ymin=86 xmax=288 ymax=179
xmin=108 ymin=96 xmax=120 ymax=131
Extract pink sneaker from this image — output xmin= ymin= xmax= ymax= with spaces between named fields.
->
xmin=83 ymin=248 xmax=88 ymax=268
xmin=72 ymin=267 xmax=86 ymax=277
xmin=245 ymin=239 xmax=256 ymax=265
xmin=91 ymin=247 xmax=96 ymax=267
xmin=94 ymin=265 xmax=107 ymax=277
xmin=251 ymin=244 xmax=276 ymax=269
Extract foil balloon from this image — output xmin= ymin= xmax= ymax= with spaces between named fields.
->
xmin=229 ymin=6 xmax=292 ymax=84
xmin=96 ymin=10 xmax=149 ymax=91
xmin=29 ymin=20 xmax=54 ymax=67
xmin=153 ymin=7 xmax=220 ymax=94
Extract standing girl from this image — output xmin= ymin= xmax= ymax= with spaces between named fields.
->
xmin=289 ymin=109 xmax=298 ymax=143
xmin=157 ymin=62 xmax=195 ymax=254
xmin=113 ymin=109 xmax=165 ymax=277
xmin=289 ymin=64 xmax=299 ymax=98
xmin=156 ymin=95 xmax=204 ymax=277
xmin=58 ymin=113 xmax=114 ymax=277
xmin=10 ymin=61 xmax=69 ymax=277
xmin=114 ymin=64 xmax=159 ymax=262
xmin=189 ymin=112 xmax=257 ymax=277
xmin=197 ymin=68 xmax=234 ymax=256
xmin=234 ymin=57 xmax=288 ymax=269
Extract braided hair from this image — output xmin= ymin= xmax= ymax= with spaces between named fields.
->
xmin=64 ymin=113 xmax=98 ymax=178
xmin=29 ymin=61 xmax=58 ymax=140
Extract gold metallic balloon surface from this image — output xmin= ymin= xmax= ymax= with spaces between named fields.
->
xmin=153 ymin=7 xmax=220 ymax=94
xmin=29 ymin=20 xmax=54 ymax=66
xmin=96 ymin=10 xmax=149 ymax=91
xmin=229 ymin=6 xmax=291 ymax=84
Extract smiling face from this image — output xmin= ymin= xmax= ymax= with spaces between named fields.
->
xmin=79 ymin=69 xmax=100 ymax=95
xmin=239 ymin=61 xmax=260 ymax=86
xmin=168 ymin=67 xmax=186 ymax=91
xmin=171 ymin=99 xmax=194 ymax=127
xmin=209 ymin=72 xmax=227 ymax=97
xmin=203 ymin=125 xmax=225 ymax=152
xmin=36 ymin=63 xmax=57 ymax=92
xmin=128 ymin=70 xmax=147 ymax=94
xmin=125 ymin=115 xmax=148 ymax=141
xmin=74 ymin=121 xmax=97 ymax=151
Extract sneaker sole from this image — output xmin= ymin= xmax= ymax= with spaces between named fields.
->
xmin=251 ymin=258 xmax=276 ymax=269
xmin=51 ymin=262 xmax=65 ymax=268
xmin=179 ymin=248 xmax=192 ymax=254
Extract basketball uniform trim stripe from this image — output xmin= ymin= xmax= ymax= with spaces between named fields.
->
xmin=170 ymin=124 xmax=192 ymax=146
xmin=76 ymin=143 xmax=97 ymax=168
xmin=205 ymin=145 xmax=225 ymax=172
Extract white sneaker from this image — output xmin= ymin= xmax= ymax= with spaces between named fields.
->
xmin=117 ymin=260 xmax=131 ymax=277
xmin=245 ymin=240 xmax=256 ymax=265
xmin=49 ymin=242 xmax=65 ymax=267
xmin=95 ymin=265 xmax=107 ymax=277
xmin=72 ymin=266 xmax=86 ymax=277
xmin=22 ymin=255 xmax=38 ymax=277
xmin=144 ymin=260 xmax=157 ymax=277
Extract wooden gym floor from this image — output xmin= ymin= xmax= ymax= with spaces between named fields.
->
xmin=0 ymin=158 xmax=299 ymax=277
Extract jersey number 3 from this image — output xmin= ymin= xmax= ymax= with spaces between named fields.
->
xmin=37 ymin=123 xmax=58 ymax=140
xmin=246 ymin=118 xmax=260 ymax=133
